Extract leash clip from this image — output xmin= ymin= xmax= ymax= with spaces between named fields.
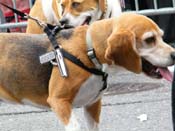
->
xmin=54 ymin=48 xmax=68 ymax=77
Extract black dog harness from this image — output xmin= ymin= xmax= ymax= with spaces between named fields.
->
xmin=0 ymin=2 xmax=108 ymax=91
xmin=44 ymin=25 xmax=108 ymax=91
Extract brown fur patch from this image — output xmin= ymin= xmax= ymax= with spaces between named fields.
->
xmin=105 ymin=29 xmax=142 ymax=73
xmin=113 ymin=13 xmax=160 ymax=43
xmin=98 ymin=0 xmax=106 ymax=13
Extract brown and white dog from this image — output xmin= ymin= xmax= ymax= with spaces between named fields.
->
xmin=26 ymin=0 xmax=122 ymax=33
xmin=0 ymin=13 xmax=174 ymax=130
xmin=59 ymin=0 xmax=122 ymax=26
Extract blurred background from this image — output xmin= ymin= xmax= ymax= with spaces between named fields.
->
xmin=0 ymin=0 xmax=175 ymax=44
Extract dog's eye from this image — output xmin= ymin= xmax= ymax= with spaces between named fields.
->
xmin=72 ymin=2 xmax=80 ymax=8
xmin=145 ymin=36 xmax=156 ymax=44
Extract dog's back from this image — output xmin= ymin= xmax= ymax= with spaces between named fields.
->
xmin=0 ymin=33 xmax=52 ymax=106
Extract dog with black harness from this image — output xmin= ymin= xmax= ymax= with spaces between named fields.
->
xmin=1 ymin=3 xmax=175 ymax=131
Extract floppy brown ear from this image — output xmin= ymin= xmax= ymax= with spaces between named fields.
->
xmin=105 ymin=30 xmax=142 ymax=73
xmin=98 ymin=0 xmax=106 ymax=12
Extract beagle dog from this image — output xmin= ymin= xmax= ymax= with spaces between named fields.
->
xmin=60 ymin=0 xmax=122 ymax=26
xmin=26 ymin=0 xmax=122 ymax=33
xmin=0 ymin=13 xmax=174 ymax=130
xmin=26 ymin=0 xmax=62 ymax=34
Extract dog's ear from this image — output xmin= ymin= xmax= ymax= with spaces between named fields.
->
xmin=98 ymin=0 xmax=106 ymax=12
xmin=105 ymin=30 xmax=142 ymax=73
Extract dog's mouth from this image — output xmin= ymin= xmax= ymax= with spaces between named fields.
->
xmin=82 ymin=16 xmax=92 ymax=25
xmin=142 ymin=59 xmax=173 ymax=82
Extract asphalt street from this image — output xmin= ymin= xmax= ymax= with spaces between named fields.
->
xmin=0 ymin=70 xmax=173 ymax=131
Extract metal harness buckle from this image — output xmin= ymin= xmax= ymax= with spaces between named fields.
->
xmin=87 ymin=48 xmax=96 ymax=59
xmin=87 ymin=48 xmax=102 ymax=70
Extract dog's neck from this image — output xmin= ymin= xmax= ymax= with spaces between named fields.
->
xmin=57 ymin=19 xmax=113 ymax=68
xmin=87 ymin=19 xmax=114 ymax=64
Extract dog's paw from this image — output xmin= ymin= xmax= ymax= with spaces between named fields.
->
xmin=64 ymin=112 xmax=82 ymax=131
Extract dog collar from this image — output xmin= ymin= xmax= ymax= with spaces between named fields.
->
xmin=41 ymin=25 xmax=108 ymax=91
xmin=86 ymin=29 xmax=102 ymax=70
xmin=85 ymin=29 xmax=108 ymax=91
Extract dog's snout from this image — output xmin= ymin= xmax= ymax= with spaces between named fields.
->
xmin=60 ymin=18 xmax=69 ymax=25
xmin=171 ymin=52 xmax=175 ymax=60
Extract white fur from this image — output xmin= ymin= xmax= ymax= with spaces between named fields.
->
xmin=139 ymin=31 xmax=174 ymax=67
xmin=142 ymin=31 xmax=154 ymax=40
xmin=168 ymin=65 xmax=174 ymax=74
xmin=142 ymin=30 xmax=164 ymax=40
xmin=65 ymin=110 xmax=81 ymax=131
xmin=72 ymin=64 xmax=125 ymax=108
xmin=41 ymin=0 xmax=59 ymax=24
xmin=139 ymin=46 xmax=172 ymax=67
xmin=73 ymin=75 xmax=107 ymax=107
xmin=105 ymin=0 xmax=122 ymax=18
xmin=63 ymin=9 xmax=100 ymax=27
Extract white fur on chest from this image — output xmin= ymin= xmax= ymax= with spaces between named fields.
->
xmin=73 ymin=75 xmax=106 ymax=107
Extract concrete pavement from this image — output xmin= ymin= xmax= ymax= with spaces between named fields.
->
xmin=0 ymin=71 xmax=173 ymax=131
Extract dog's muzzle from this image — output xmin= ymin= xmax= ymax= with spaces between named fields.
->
xmin=141 ymin=51 xmax=175 ymax=82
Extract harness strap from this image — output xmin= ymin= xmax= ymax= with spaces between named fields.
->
xmin=62 ymin=49 xmax=108 ymax=90
xmin=61 ymin=49 xmax=105 ymax=76
xmin=85 ymin=29 xmax=108 ymax=90
xmin=44 ymin=26 xmax=59 ymax=49
xmin=43 ymin=25 xmax=73 ymax=77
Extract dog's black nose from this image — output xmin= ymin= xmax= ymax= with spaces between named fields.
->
xmin=171 ymin=52 xmax=175 ymax=60
xmin=60 ymin=18 xmax=69 ymax=25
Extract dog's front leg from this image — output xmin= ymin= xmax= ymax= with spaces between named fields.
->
xmin=47 ymin=97 xmax=81 ymax=131
xmin=47 ymin=67 xmax=82 ymax=131
xmin=65 ymin=109 xmax=81 ymax=131
xmin=84 ymin=99 xmax=101 ymax=131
